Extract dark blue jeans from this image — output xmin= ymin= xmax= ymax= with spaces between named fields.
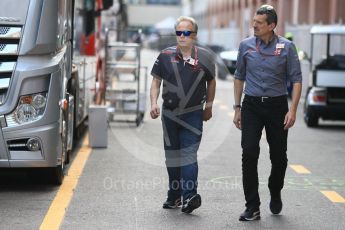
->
xmin=241 ymin=95 xmax=289 ymax=209
xmin=161 ymin=108 xmax=203 ymax=202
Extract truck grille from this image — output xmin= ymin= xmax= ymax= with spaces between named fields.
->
xmin=0 ymin=27 xmax=10 ymax=35
xmin=0 ymin=26 xmax=21 ymax=104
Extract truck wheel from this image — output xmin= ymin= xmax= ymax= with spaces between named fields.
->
xmin=50 ymin=134 xmax=66 ymax=184
xmin=50 ymin=163 xmax=65 ymax=185
xmin=50 ymin=104 xmax=68 ymax=185
xmin=65 ymin=93 xmax=75 ymax=164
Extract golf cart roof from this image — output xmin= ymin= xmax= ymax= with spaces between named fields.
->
xmin=310 ymin=25 xmax=345 ymax=35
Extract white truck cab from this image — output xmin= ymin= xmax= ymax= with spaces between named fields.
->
xmin=0 ymin=0 xmax=113 ymax=184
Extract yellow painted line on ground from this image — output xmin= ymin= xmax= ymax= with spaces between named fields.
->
xmin=321 ymin=191 xmax=345 ymax=203
xmin=40 ymin=135 xmax=91 ymax=230
xmin=289 ymin=164 xmax=311 ymax=174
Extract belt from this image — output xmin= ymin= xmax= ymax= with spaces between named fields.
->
xmin=244 ymin=94 xmax=287 ymax=103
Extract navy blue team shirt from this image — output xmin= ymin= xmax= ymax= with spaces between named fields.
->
xmin=151 ymin=45 xmax=215 ymax=110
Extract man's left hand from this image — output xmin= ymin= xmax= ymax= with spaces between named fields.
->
xmin=203 ymin=108 xmax=212 ymax=121
xmin=284 ymin=109 xmax=296 ymax=130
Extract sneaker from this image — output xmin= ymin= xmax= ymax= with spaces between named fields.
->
xmin=163 ymin=197 xmax=182 ymax=209
xmin=270 ymin=193 xmax=283 ymax=215
xmin=239 ymin=207 xmax=261 ymax=221
xmin=181 ymin=194 xmax=202 ymax=214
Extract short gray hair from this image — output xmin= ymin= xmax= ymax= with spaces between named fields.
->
xmin=256 ymin=4 xmax=278 ymax=26
xmin=174 ymin=16 xmax=198 ymax=33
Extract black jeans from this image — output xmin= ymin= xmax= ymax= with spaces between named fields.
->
xmin=241 ymin=95 xmax=288 ymax=208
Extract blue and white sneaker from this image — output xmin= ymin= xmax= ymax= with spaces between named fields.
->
xmin=181 ymin=194 xmax=202 ymax=214
xmin=239 ymin=207 xmax=261 ymax=221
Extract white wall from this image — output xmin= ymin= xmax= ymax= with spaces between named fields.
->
xmin=198 ymin=28 xmax=241 ymax=50
xmin=285 ymin=24 xmax=313 ymax=56
xmin=190 ymin=0 xmax=208 ymax=15
xmin=181 ymin=0 xmax=191 ymax=15
xmin=127 ymin=5 xmax=182 ymax=27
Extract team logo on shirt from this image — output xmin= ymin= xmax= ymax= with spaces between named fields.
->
xmin=185 ymin=57 xmax=198 ymax=66
xmin=274 ymin=43 xmax=285 ymax=56
xmin=274 ymin=49 xmax=282 ymax=56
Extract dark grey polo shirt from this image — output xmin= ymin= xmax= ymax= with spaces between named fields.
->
xmin=234 ymin=35 xmax=302 ymax=97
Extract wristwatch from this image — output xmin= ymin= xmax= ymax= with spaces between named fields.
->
xmin=233 ymin=104 xmax=241 ymax=110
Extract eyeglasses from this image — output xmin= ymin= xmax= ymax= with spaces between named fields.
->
xmin=175 ymin=31 xmax=196 ymax=37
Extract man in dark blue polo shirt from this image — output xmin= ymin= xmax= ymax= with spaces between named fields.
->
xmin=150 ymin=16 xmax=216 ymax=214
xmin=233 ymin=5 xmax=302 ymax=221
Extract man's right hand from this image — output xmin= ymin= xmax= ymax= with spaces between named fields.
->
xmin=150 ymin=104 xmax=160 ymax=119
xmin=233 ymin=109 xmax=241 ymax=130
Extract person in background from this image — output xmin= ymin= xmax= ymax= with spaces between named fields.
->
xmin=233 ymin=5 xmax=302 ymax=221
xmin=150 ymin=16 xmax=216 ymax=214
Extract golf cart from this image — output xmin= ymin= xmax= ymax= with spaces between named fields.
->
xmin=304 ymin=25 xmax=345 ymax=127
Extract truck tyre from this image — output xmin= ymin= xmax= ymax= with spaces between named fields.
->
xmin=50 ymin=99 xmax=69 ymax=185
xmin=50 ymin=135 xmax=66 ymax=184
xmin=50 ymin=163 xmax=65 ymax=185
xmin=50 ymin=129 xmax=67 ymax=184
xmin=65 ymin=93 xmax=75 ymax=164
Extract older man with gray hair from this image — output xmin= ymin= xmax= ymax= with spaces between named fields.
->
xmin=150 ymin=16 xmax=216 ymax=214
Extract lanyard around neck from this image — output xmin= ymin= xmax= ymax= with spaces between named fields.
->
xmin=255 ymin=35 xmax=280 ymax=57
xmin=177 ymin=46 xmax=198 ymax=66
